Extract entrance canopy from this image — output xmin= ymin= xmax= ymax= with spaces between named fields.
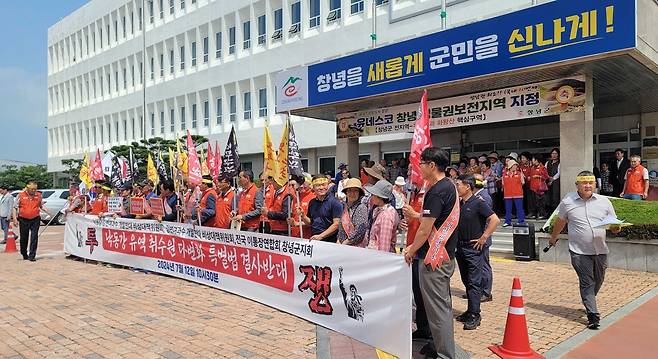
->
xmin=276 ymin=0 xmax=658 ymax=123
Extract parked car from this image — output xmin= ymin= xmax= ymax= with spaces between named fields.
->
xmin=11 ymin=189 xmax=70 ymax=225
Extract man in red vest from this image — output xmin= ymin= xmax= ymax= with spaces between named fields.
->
xmin=288 ymin=173 xmax=316 ymax=239
xmin=233 ymin=169 xmax=262 ymax=232
xmin=620 ymin=155 xmax=649 ymax=200
xmin=12 ymin=180 xmax=50 ymax=261
xmin=215 ymin=175 xmax=235 ymax=229
xmin=258 ymin=172 xmax=275 ymax=233
xmin=193 ymin=175 xmax=218 ymax=227
xmin=262 ymin=177 xmax=292 ymax=236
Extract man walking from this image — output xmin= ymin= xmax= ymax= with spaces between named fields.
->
xmin=13 ymin=181 xmax=50 ymax=261
xmin=549 ymin=171 xmax=620 ymax=329
xmin=0 ymin=186 xmax=15 ymax=244
xmin=404 ymin=147 xmax=460 ymax=359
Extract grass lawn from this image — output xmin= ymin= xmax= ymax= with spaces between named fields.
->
xmin=609 ymin=198 xmax=658 ymax=225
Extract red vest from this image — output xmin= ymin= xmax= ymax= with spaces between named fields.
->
xmin=625 ymin=165 xmax=646 ymax=195
xmin=503 ymin=171 xmax=524 ymax=199
xmin=406 ymin=190 xmax=425 ymax=246
xmin=216 ymin=189 xmax=235 ymax=229
xmin=291 ymin=190 xmax=315 ymax=239
xmin=90 ymin=194 xmax=108 ymax=215
xmin=269 ymin=186 xmax=291 ymax=232
xmin=237 ymin=184 xmax=260 ymax=230
xmin=260 ymin=183 xmax=275 ymax=223
xmin=17 ymin=191 xmax=42 ymax=219
xmin=200 ymin=189 xmax=219 ymax=227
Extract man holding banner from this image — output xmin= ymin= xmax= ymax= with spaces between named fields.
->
xmin=404 ymin=148 xmax=459 ymax=359
xmin=192 ymin=176 xmax=219 ymax=227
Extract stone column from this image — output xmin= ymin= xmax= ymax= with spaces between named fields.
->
xmin=336 ymin=137 xmax=359 ymax=177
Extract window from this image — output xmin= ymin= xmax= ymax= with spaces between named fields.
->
xmin=203 ymin=36 xmax=208 ymax=62
xmin=375 ymin=0 xmax=389 ymax=5
xmin=229 ymin=27 xmax=236 ymax=54
xmin=180 ymin=46 xmax=185 ymax=69
xmin=85 ymin=35 xmax=89 ymax=55
xmin=131 ymin=65 xmax=135 ymax=87
xmin=216 ymin=98 xmax=222 ymax=124
xmin=92 ymin=32 xmax=96 ymax=52
xmin=191 ymin=103 xmax=197 ymax=128
xmin=243 ymin=21 xmax=251 ymax=49
xmin=250 ymin=16 xmax=263 ymax=47
xmin=100 ymin=77 xmax=104 ymax=96
xmin=243 ymin=92 xmax=251 ymax=120
xmin=149 ymin=0 xmax=154 ymax=23
xmin=122 ymin=16 xmax=126 ymax=38
xmin=150 ymin=113 xmax=155 ymax=135
xmin=181 ymin=0 xmax=185 ymax=9
xmin=258 ymin=88 xmax=267 ymax=117
xmin=169 ymin=50 xmax=174 ymax=73
xmin=100 ymin=28 xmax=103 ymax=49
xmin=309 ymin=0 xmax=320 ymax=28
xmin=114 ymin=71 xmax=118 ymax=92
xmin=160 ymin=53 xmax=164 ymax=77
xmin=150 ymin=57 xmax=154 ymax=79
xmin=319 ymin=157 xmax=336 ymax=177
xmin=170 ymin=109 xmax=175 ymax=132
xmin=291 ymin=2 xmax=301 ymax=25
xmin=139 ymin=7 xmax=143 ymax=30
xmin=229 ymin=95 xmax=236 ymax=121
xmin=215 ymin=32 xmax=222 ymax=58
xmin=159 ymin=0 xmax=164 ymax=18
xmin=92 ymin=78 xmax=96 ymax=98
xmin=274 ymin=9 xmax=283 ymax=30
xmin=191 ymin=41 xmax=197 ymax=66
xmin=123 ymin=119 xmax=127 ymax=140
xmin=139 ymin=62 xmax=143 ymax=83
xmin=131 ymin=12 xmax=134 ymax=34
xmin=203 ymin=100 xmax=209 ymax=126
xmin=114 ymin=20 xmax=118 ymax=42
xmin=180 ymin=106 xmax=186 ymax=130
xmin=160 ymin=111 xmax=165 ymax=134
xmin=106 ymin=25 xmax=110 ymax=45
xmin=169 ymin=0 xmax=174 ymax=14
xmin=123 ymin=68 xmax=127 ymax=89
xmin=329 ymin=0 xmax=341 ymax=20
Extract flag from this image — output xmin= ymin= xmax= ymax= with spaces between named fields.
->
xmin=110 ymin=156 xmax=123 ymax=188
xmin=118 ymin=156 xmax=129 ymax=180
xmin=213 ymin=141 xmax=221 ymax=181
xmin=221 ymin=126 xmax=240 ymax=178
xmin=101 ymin=151 xmax=115 ymax=177
xmin=129 ymin=147 xmax=139 ymax=183
xmin=409 ymin=89 xmax=432 ymax=188
xmin=168 ymin=147 xmax=181 ymax=192
xmin=186 ymin=130 xmax=202 ymax=186
xmin=176 ymin=137 xmax=188 ymax=177
xmin=147 ymin=153 xmax=159 ymax=185
xmin=274 ymin=121 xmax=289 ymax=185
xmin=207 ymin=142 xmax=218 ymax=181
xmin=155 ymin=151 xmax=169 ymax=183
xmin=79 ymin=152 xmax=92 ymax=188
xmin=91 ymin=149 xmax=104 ymax=181
xmin=287 ymin=118 xmax=304 ymax=177
xmin=263 ymin=125 xmax=277 ymax=179
xmin=200 ymin=144 xmax=210 ymax=176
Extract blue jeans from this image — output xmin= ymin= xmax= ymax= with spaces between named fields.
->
xmin=505 ymin=198 xmax=525 ymax=225
xmin=623 ymin=194 xmax=643 ymax=200
xmin=0 ymin=217 xmax=8 ymax=242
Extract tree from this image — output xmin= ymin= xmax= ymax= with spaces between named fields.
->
xmin=61 ymin=158 xmax=84 ymax=182
xmin=0 ymin=165 xmax=53 ymax=190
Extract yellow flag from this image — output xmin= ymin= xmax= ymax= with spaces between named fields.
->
xmin=275 ymin=121 xmax=289 ymax=186
xmin=79 ymin=152 xmax=92 ymax=188
xmin=168 ymin=147 xmax=180 ymax=193
xmin=263 ymin=125 xmax=278 ymax=179
xmin=375 ymin=349 xmax=398 ymax=359
xmin=200 ymin=145 xmax=209 ymax=176
xmin=176 ymin=137 xmax=188 ymax=177
xmin=147 ymin=153 xmax=159 ymax=185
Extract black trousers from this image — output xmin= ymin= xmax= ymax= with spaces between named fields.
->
xmin=19 ymin=217 xmax=40 ymax=260
xmin=456 ymin=244 xmax=485 ymax=316
xmin=412 ymin=257 xmax=430 ymax=335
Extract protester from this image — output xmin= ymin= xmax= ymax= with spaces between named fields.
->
xmin=467 ymin=157 xmax=480 ymax=175
xmin=90 ymin=183 xmax=111 ymax=215
xmin=364 ymin=163 xmax=386 ymax=186
xmin=337 ymin=178 xmax=369 ymax=247
xmin=528 ymin=154 xmax=550 ymax=220
xmin=263 ymin=176 xmax=293 ymax=235
xmin=363 ymin=180 xmax=399 ymax=253
xmin=546 ymin=147 xmax=561 ymax=212
xmin=334 ymin=163 xmax=348 ymax=185
xmin=399 ymin=158 xmax=409 ymax=178
xmin=502 ymin=160 xmax=525 ymax=227
xmin=620 ymin=155 xmax=649 ymax=200
xmin=215 ymin=176 xmax=236 ymax=229
xmin=473 ymin=173 xmax=493 ymax=303
xmin=519 ymin=152 xmax=532 ymax=214
xmin=159 ymin=180 xmax=178 ymax=222
xmin=488 ymin=152 xmax=503 ymax=178
xmin=192 ymin=175 xmax=219 ymax=227
xmin=386 ymin=159 xmax=404 ymax=184
xmin=359 ymin=160 xmax=370 ymax=185
xmin=480 ymin=160 xmax=500 ymax=214
xmin=549 ymin=171 xmax=621 ymax=329
xmin=297 ymin=175 xmax=342 ymax=242
xmin=117 ymin=183 xmax=136 ymax=219
xmin=233 ymin=169 xmax=262 ymax=231
xmin=454 ymin=175 xmax=500 ymax=330
xmin=611 ymin=148 xmax=630 ymax=197
xmin=0 ymin=186 xmax=15 ymax=244
xmin=403 ymin=148 xmax=459 ymax=359
xmin=336 ymin=168 xmax=351 ymax=201
xmin=259 ymin=172 xmax=275 ymax=233
xmin=12 ymin=180 xmax=50 ymax=261
xmin=393 ymin=177 xmax=407 ymax=212
xmin=141 ymin=180 xmax=158 ymax=200
xmin=288 ymin=173 xmax=315 ymax=239
xmin=65 ymin=183 xmax=89 ymax=214
xmin=599 ymin=163 xmax=614 ymax=196
xmin=448 ymin=166 xmax=459 ymax=180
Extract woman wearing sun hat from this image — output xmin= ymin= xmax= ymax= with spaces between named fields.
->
xmin=337 ymin=178 xmax=369 ymax=247
xmin=502 ymin=159 xmax=525 ymax=227
xmin=364 ymin=180 xmax=400 ymax=252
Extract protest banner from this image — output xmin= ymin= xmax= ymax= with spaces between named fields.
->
xmin=64 ymin=214 xmax=411 ymax=358
xmin=129 ymin=198 xmax=145 ymax=216
xmin=107 ymin=197 xmax=123 ymax=214
xmin=149 ymin=198 xmax=165 ymax=217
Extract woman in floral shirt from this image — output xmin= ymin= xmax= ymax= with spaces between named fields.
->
xmin=337 ymin=179 xmax=369 ymax=247
xmin=364 ymin=180 xmax=400 ymax=253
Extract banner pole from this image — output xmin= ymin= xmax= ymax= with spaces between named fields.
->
xmin=295 ymin=188 xmax=303 ymax=238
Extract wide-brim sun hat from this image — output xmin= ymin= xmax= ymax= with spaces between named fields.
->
xmin=394 ymin=176 xmax=406 ymax=186
xmin=342 ymin=178 xmax=364 ymax=196
xmin=507 ymin=159 xmax=519 ymax=169
xmin=364 ymin=163 xmax=386 ymax=181
xmin=364 ymin=180 xmax=393 ymax=200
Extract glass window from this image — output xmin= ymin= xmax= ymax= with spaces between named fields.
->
xmin=181 ymin=0 xmax=185 ymax=9
xmin=149 ymin=1 xmax=154 ymax=23
xmin=375 ymin=0 xmax=389 ymax=5
xmin=160 ymin=53 xmax=164 ymax=77
xmin=203 ymin=36 xmax=208 ymax=63
xmin=131 ymin=65 xmax=135 ymax=86
xmin=599 ymin=132 xmax=628 ymax=144
xmin=243 ymin=92 xmax=251 ymax=120
xmin=150 ymin=57 xmax=154 ymax=79
xmin=60 ymin=191 xmax=70 ymax=200
xmin=216 ymin=98 xmax=222 ymax=124
xmin=203 ymin=100 xmax=209 ymax=126
xmin=169 ymin=0 xmax=174 ymax=14
xmin=330 ymin=0 xmax=341 ymax=15
xmin=309 ymin=0 xmax=320 ymax=28
xmin=291 ymin=2 xmax=301 ymax=25
xmin=257 ymin=15 xmax=266 ymax=45
xmin=191 ymin=41 xmax=197 ymax=66
xmin=159 ymin=0 xmax=164 ymax=18
xmin=229 ymin=27 xmax=236 ymax=54
xmin=192 ymin=103 xmax=197 ymax=128
xmin=258 ymin=88 xmax=267 ymax=117
xmin=160 ymin=111 xmax=165 ymax=134
xmin=122 ymin=16 xmax=126 ymax=38
xmin=150 ymin=113 xmax=155 ymax=136
xmin=229 ymin=95 xmax=236 ymax=121
xmin=215 ymin=32 xmax=222 ymax=58
xmin=115 ymin=71 xmax=119 ymax=92
xmin=170 ymin=108 xmax=175 ymax=132
xmin=123 ymin=68 xmax=127 ymax=89
xmin=169 ymin=49 xmax=174 ymax=73
xmin=243 ymin=21 xmax=251 ymax=49
xmin=319 ymin=157 xmax=336 ymax=177
xmin=180 ymin=106 xmax=186 ymax=130
xmin=180 ymin=46 xmax=185 ymax=69
xmin=274 ymin=9 xmax=283 ymax=30
xmin=40 ymin=191 xmax=55 ymax=199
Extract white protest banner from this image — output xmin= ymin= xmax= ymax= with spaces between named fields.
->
xmin=64 ymin=214 xmax=412 ymax=358
xmin=337 ymin=76 xmax=585 ymax=138
xmin=107 ymin=197 xmax=123 ymax=214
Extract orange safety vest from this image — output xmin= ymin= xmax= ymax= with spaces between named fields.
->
xmin=291 ymin=190 xmax=315 ymax=239
xmin=406 ymin=190 xmax=425 ymax=246
xmin=90 ymin=194 xmax=108 ymax=215
xmin=216 ymin=189 xmax=235 ymax=229
xmin=199 ymin=188 xmax=219 ymax=227
xmin=17 ymin=191 xmax=42 ymax=220
xmin=269 ymin=186 xmax=292 ymax=232
xmin=237 ymin=184 xmax=260 ymax=230
xmin=503 ymin=171 xmax=524 ymax=199
xmin=625 ymin=165 xmax=647 ymax=195
xmin=70 ymin=195 xmax=89 ymax=213
xmin=260 ymin=183 xmax=275 ymax=223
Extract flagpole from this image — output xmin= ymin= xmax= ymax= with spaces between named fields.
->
xmin=294 ymin=188 xmax=303 ymax=238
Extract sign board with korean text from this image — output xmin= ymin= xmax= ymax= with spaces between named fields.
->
xmin=276 ymin=0 xmax=635 ymax=112
xmin=107 ymin=197 xmax=123 ymax=214
xmin=149 ymin=198 xmax=165 ymax=217
xmin=129 ymin=197 xmax=145 ymax=216
xmin=64 ymin=214 xmax=412 ymax=359
xmin=337 ymin=77 xmax=585 ymax=138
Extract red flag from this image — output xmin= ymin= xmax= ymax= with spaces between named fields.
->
xmin=207 ymin=142 xmax=218 ymax=182
xmin=213 ymin=140 xmax=221 ymax=179
xmin=91 ymin=149 xmax=105 ymax=181
xmin=186 ymin=130 xmax=203 ymax=186
xmin=409 ymin=90 xmax=432 ymax=187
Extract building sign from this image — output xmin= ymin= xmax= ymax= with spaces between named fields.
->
xmin=337 ymin=77 xmax=585 ymax=138
xmin=276 ymin=0 xmax=635 ymax=112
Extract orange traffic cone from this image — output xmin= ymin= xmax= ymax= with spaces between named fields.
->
xmin=489 ymin=278 xmax=543 ymax=359
xmin=4 ymin=223 xmax=17 ymax=253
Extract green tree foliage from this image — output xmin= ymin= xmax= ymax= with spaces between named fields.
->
xmin=61 ymin=158 xmax=84 ymax=182
xmin=0 ymin=165 xmax=53 ymax=190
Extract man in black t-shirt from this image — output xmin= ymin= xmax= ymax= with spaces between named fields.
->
xmin=403 ymin=148 xmax=458 ymax=359
xmin=454 ymin=175 xmax=500 ymax=331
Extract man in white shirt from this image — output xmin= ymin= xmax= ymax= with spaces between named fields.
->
xmin=549 ymin=170 xmax=621 ymax=330
xmin=0 ymin=186 xmax=15 ymax=244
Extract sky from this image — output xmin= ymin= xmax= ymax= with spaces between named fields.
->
xmin=0 ymin=0 xmax=90 ymax=165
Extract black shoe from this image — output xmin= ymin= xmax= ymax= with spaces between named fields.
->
xmin=481 ymin=295 xmax=493 ymax=302
xmin=455 ymin=312 xmax=470 ymax=322
xmin=460 ymin=293 xmax=467 ymax=299
xmin=22 ymin=256 xmax=28 ymax=260
xmin=412 ymin=329 xmax=431 ymax=340
xmin=0 ymin=240 xmax=6 ymax=244
xmin=463 ymin=314 xmax=481 ymax=330
xmin=28 ymin=258 xmax=36 ymax=262
xmin=587 ymin=313 xmax=600 ymax=330
xmin=419 ymin=342 xmax=438 ymax=358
